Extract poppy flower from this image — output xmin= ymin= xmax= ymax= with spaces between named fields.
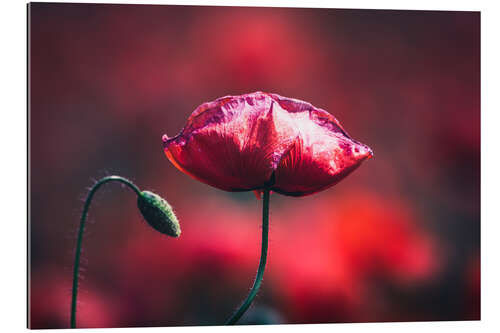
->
xmin=162 ymin=92 xmax=372 ymax=196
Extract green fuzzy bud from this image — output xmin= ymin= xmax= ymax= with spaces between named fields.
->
xmin=137 ymin=191 xmax=181 ymax=237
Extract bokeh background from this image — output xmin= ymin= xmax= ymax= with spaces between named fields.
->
xmin=29 ymin=3 xmax=480 ymax=329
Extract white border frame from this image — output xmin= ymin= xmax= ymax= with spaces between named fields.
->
xmin=3 ymin=1 xmax=498 ymax=332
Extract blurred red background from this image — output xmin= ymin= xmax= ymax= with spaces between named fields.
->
xmin=28 ymin=3 xmax=480 ymax=328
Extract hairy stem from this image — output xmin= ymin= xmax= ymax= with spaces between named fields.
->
xmin=70 ymin=176 xmax=140 ymax=328
xmin=226 ymin=188 xmax=270 ymax=325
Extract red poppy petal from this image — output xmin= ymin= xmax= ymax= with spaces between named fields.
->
xmin=253 ymin=190 xmax=262 ymax=200
xmin=163 ymin=93 xmax=295 ymax=191
xmin=272 ymin=107 xmax=373 ymax=196
xmin=268 ymin=92 xmax=349 ymax=137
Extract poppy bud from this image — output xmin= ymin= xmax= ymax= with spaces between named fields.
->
xmin=137 ymin=191 xmax=181 ymax=237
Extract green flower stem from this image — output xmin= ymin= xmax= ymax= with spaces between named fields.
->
xmin=226 ymin=188 xmax=270 ymax=325
xmin=71 ymin=176 xmax=141 ymax=329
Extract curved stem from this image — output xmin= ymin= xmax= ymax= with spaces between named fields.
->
xmin=71 ymin=176 xmax=141 ymax=328
xmin=226 ymin=188 xmax=270 ymax=325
